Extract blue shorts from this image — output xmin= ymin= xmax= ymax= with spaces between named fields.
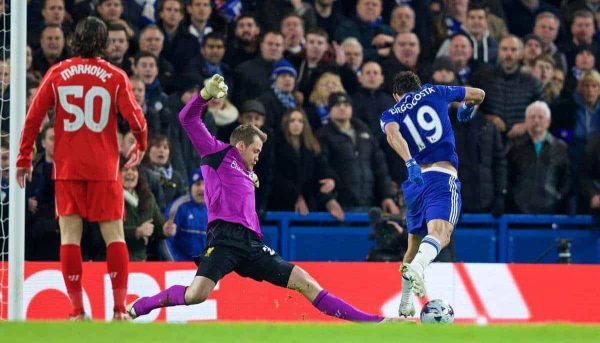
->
xmin=402 ymin=168 xmax=462 ymax=237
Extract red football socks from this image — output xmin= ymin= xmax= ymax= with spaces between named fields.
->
xmin=106 ymin=241 xmax=129 ymax=313
xmin=60 ymin=244 xmax=84 ymax=315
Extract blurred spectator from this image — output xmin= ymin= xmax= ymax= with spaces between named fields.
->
xmin=341 ymin=37 xmax=364 ymax=75
xmin=26 ymin=45 xmax=42 ymax=81
xmin=130 ymin=75 xmax=160 ymax=137
xmin=381 ymin=33 xmax=430 ymax=93
xmin=138 ymin=25 xmax=176 ymax=93
xmin=26 ymin=122 xmax=60 ymax=261
xmin=141 ymin=134 xmax=187 ymax=212
xmin=306 ymin=71 xmax=346 ymax=130
xmin=445 ymin=33 xmax=487 ymax=86
xmin=258 ymin=0 xmax=317 ymax=33
xmin=452 ymin=97 xmax=507 ymax=217
xmin=156 ymin=0 xmax=201 ymax=75
xmin=281 ymin=13 xmax=305 ymax=60
xmin=163 ymin=74 xmax=216 ymax=176
xmin=502 ymin=0 xmax=558 ymax=38
xmin=521 ymin=34 xmax=545 ymax=75
xmin=32 ymin=24 xmax=69 ymax=75
xmin=95 ymin=0 xmax=137 ymax=38
xmin=390 ymin=4 xmax=415 ymax=35
xmin=432 ymin=0 xmax=468 ymax=50
xmin=160 ymin=169 xmax=208 ymax=261
xmin=233 ymin=31 xmax=285 ymax=106
xmin=562 ymin=9 xmax=599 ymax=69
xmin=563 ymin=47 xmax=596 ymax=96
xmin=121 ymin=160 xmax=176 ymax=261
xmin=437 ymin=4 xmax=498 ymax=65
xmin=334 ymin=0 xmax=395 ymax=60
xmin=132 ymin=52 xmax=168 ymax=123
xmin=269 ymin=108 xmax=338 ymax=218
xmin=353 ymin=61 xmax=395 ymax=139
xmin=551 ymin=66 xmax=566 ymax=96
xmin=258 ymin=59 xmax=299 ymax=130
xmin=0 ymin=59 xmax=8 ymax=134
xmin=579 ymin=132 xmax=600 ymax=214
xmin=186 ymin=0 xmax=227 ymax=46
xmin=314 ymin=0 xmax=346 ymax=39
xmin=206 ymin=94 xmax=238 ymax=134
xmin=480 ymin=35 xmax=543 ymax=139
xmin=533 ymin=11 xmax=567 ymax=71
xmin=106 ymin=23 xmax=132 ymax=75
xmin=28 ymin=0 xmax=72 ymax=51
xmin=507 ymin=101 xmax=571 ymax=214
xmin=223 ymin=13 xmax=261 ymax=67
xmin=183 ymin=32 xmax=232 ymax=89
xmin=316 ymin=92 xmax=399 ymax=215
xmin=531 ymin=55 xmax=561 ymax=104
xmin=293 ymin=28 xmax=331 ymax=96
xmin=26 ymin=77 xmax=39 ymax=111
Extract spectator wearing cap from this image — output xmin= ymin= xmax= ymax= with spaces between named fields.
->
xmin=353 ymin=61 xmax=394 ymax=140
xmin=521 ymin=34 xmax=545 ymax=75
xmin=258 ymin=59 xmax=300 ymax=130
xmin=316 ymin=92 xmax=399 ymax=216
xmin=220 ymin=99 xmax=275 ymax=216
xmin=431 ymin=57 xmax=459 ymax=85
xmin=183 ymin=32 xmax=233 ymax=93
xmin=233 ymin=31 xmax=285 ymax=106
xmin=162 ymin=74 xmax=216 ymax=177
xmin=480 ymin=35 xmax=543 ymax=139
xmin=160 ymin=168 xmax=208 ymax=261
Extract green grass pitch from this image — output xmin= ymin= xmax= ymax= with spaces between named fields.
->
xmin=1 ymin=322 xmax=599 ymax=343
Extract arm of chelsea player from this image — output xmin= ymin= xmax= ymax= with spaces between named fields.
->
xmin=384 ymin=122 xmax=413 ymax=162
xmin=178 ymin=92 xmax=229 ymax=157
xmin=463 ymin=87 xmax=485 ymax=106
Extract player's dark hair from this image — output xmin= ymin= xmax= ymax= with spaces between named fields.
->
xmin=119 ymin=157 xmax=153 ymax=212
xmin=230 ymin=124 xmax=267 ymax=147
xmin=69 ymin=17 xmax=108 ymax=58
xmin=392 ymin=71 xmax=422 ymax=96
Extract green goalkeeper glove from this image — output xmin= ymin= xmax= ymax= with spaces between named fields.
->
xmin=200 ymin=74 xmax=228 ymax=100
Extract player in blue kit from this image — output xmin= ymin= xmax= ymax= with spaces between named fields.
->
xmin=380 ymin=71 xmax=485 ymax=317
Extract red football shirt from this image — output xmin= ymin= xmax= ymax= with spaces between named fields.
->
xmin=17 ymin=57 xmax=148 ymax=181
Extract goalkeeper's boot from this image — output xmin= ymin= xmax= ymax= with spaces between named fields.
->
xmin=404 ymin=263 xmax=427 ymax=298
xmin=126 ymin=297 xmax=146 ymax=320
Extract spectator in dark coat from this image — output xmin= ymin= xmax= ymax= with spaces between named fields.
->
xmin=381 ymin=33 xmax=430 ymax=93
xmin=183 ymin=32 xmax=233 ymax=93
xmin=579 ymin=132 xmax=600 ymax=214
xmin=258 ymin=0 xmax=317 ymax=32
xmin=480 ymin=35 xmax=543 ymax=139
xmin=106 ymin=23 xmax=133 ymax=75
xmin=137 ymin=25 xmax=176 ymax=93
xmin=233 ymin=31 xmax=285 ymax=106
xmin=32 ymin=24 xmax=69 ymax=76
xmin=353 ymin=61 xmax=395 ymax=139
xmin=316 ymin=92 xmax=399 ymax=215
xmin=269 ymin=108 xmax=340 ymax=219
xmin=132 ymin=52 xmax=168 ymax=124
xmin=507 ymin=101 xmax=571 ymax=214
xmin=223 ymin=13 xmax=261 ymax=67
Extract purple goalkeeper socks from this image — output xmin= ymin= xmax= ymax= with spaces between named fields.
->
xmin=133 ymin=285 xmax=187 ymax=316
xmin=311 ymin=290 xmax=384 ymax=322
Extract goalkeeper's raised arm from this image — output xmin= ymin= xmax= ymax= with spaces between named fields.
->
xmin=178 ymin=74 xmax=230 ymax=157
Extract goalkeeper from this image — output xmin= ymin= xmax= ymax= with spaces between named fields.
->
xmin=127 ymin=75 xmax=408 ymax=323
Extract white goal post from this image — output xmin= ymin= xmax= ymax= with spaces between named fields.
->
xmin=8 ymin=0 xmax=26 ymax=321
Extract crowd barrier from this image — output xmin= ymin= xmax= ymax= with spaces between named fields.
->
xmin=263 ymin=212 xmax=600 ymax=263
xmin=4 ymin=262 xmax=599 ymax=323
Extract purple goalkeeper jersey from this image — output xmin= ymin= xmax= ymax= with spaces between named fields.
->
xmin=179 ymin=93 xmax=262 ymax=238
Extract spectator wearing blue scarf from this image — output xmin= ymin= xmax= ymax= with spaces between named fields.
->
xmin=258 ymin=59 xmax=299 ymax=129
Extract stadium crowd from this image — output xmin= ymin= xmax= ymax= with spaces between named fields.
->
xmin=2 ymin=0 xmax=600 ymax=262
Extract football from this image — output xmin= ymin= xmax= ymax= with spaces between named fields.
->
xmin=420 ymin=299 xmax=455 ymax=324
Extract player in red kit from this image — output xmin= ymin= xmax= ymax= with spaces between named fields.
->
xmin=16 ymin=17 xmax=148 ymax=320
